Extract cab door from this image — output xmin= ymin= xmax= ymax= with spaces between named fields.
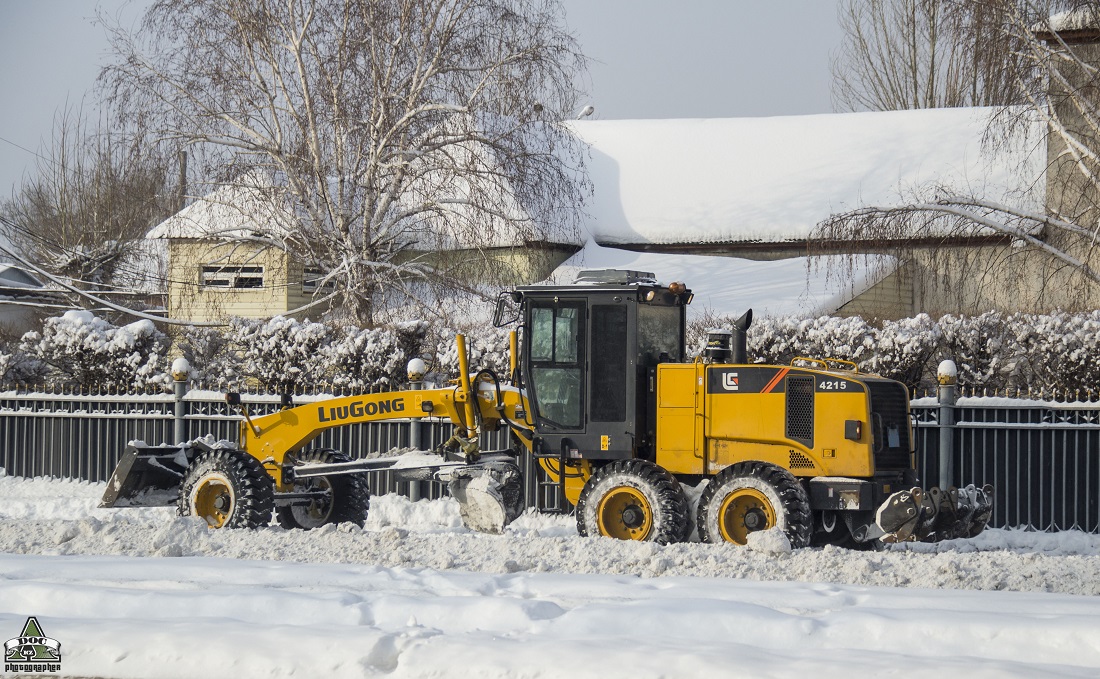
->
xmin=526 ymin=299 xmax=586 ymax=432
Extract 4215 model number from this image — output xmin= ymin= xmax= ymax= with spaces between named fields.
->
xmin=818 ymin=380 xmax=849 ymax=391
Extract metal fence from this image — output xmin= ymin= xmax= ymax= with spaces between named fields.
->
xmin=2 ymin=385 xmax=1099 ymax=532
xmin=0 ymin=387 xmax=567 ymax=513
xmin=912 ymin=400 xmax=1100 ymax=533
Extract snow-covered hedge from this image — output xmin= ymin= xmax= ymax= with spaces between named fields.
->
xmin=178 ymin=317 xmax=429 ymax=392
xmin=17 ymin=311 xmax=169 ymax=390
xmin=5 ymin=309 xmax=1100 ymax=397
xmin=687 ymin=310 xmax=1100 ymax=395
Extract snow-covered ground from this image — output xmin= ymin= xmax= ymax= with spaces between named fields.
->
xmin=1 ymin=473 xmax=1099 ymax=678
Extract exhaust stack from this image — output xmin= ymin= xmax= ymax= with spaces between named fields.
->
xmin=732 ymin=309 xmax=753 ymax=364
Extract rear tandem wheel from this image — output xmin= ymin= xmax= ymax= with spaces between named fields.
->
xmin=697 ymin=461 xmax=812 ymax=548
xmin=276 ymin=449 xmax=371 ymax=529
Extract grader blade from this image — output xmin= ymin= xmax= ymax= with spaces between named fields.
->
xmin=100 ymin=443 xmax=189 ymax=508
xmin=447 ymin=462 xmax=524 ymax=534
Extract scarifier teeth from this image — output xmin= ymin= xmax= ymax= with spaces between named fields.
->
xmin=875 ymin=487 xmax=924 ymax=543
xmin=962 ymin=484 xmax=995 ymax=538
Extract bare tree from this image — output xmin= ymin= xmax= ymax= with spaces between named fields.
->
xmin=102 ymin=0 xmax=588 ymax=326
xmin=833 ymin=0 xmax=1037 ymax=111
xmin=0 ymin=106 xmax=172 ymax=301
xmin=818 ymin=1 xmax=1100 ymax=313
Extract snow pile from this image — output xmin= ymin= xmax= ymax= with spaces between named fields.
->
xmin=2 ymin=474 xmax=1100 ymax=677
xmin=3 ymin=473 xmax=1100 ymax=594
xmin=5 ymin=551 xmax=1099 ymax=679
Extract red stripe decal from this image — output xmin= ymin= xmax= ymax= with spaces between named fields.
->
xmin=762 ymin=368 xmax=789 ymax=394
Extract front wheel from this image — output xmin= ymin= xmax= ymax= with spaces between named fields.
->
xmin=576 ymin=459 xmax=690 ymax=544
xmin=178 ymin=449 xmax=275 ymax=528
xmin=697 ymin=461 xmax=812 ymax=548
xmin=276 ymin=449 xmax=370 ymax=529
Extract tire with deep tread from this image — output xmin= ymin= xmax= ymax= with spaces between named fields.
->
xmin=576 ymin=459 xmax=691 ymax=545
xmin=276 ymin=449 xmax=370 ymax=529
xmin=178 ymin=449 xmax=275 ymax=529
xmin=697 ymin=461 xmax=812 ymax=548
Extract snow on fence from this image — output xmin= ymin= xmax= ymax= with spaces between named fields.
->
xmin=0 ymin=384 xmax=1098 ymax=532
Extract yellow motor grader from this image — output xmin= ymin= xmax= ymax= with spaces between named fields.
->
xmin=102 ymin=269 xmax=993 ymax=547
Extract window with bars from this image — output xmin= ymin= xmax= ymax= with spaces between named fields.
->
xmin=201 ymin=265 xmax=264 ymax=289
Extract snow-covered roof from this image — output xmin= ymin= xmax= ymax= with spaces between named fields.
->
xmin=570 ymin=107 xmax=1044 ymax=246
xmin=152 ymin=108 xmax=1043 ymax=253
xmin=547 ymin=241 xmax=893 ymax=317
xmin=148 ymin=181 xmax=291 ymax=240
xmin=0 ymin=265 xmax=44 ymax=289
xmin=1045 ymin=8 xmax=1100 ymax=34
xmin=149 ymin=151 xmax=531 ymax=249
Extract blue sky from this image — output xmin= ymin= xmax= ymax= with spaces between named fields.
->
xmin=0 ymin=0 xmax=845 ymax=196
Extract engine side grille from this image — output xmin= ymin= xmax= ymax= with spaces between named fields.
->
xmin=785 ymin=375 xmax=814 ymax=448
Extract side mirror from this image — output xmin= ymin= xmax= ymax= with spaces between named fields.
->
xmin=225 ymin=392 xmax=241 ymax=406
xmin=280 ymin=393 xmax=293 ymax=409
xmin=492 ymin=291 xmax=521 ymax=327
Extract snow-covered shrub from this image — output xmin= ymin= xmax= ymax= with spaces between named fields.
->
xmin=433 ymin=326 xmax=513 ymax=380
xmin=747 ymin=315 xmax=873 ymax=368
xmin=937 ymin=312 xmax=1016 ymax=391
xmin=0 ymin=345 xmax=46 ymax=384
xmin=323 ymin=322 xmax=426 ymax=391
xmin=1013 ymin=311 xmax=1100 ymax=398
xmin=176 ymin=326 xmax=237 ymax=384
xmin=229 ymin=316 xmax=331 ymax=392
xmin=20 ymin=311 xmax=170 ymax=389
xmin=865 ymin=314 xmax=940 ymax=389
xmin=799 ymin=316 xmax=875 ymax=367
xmin=747 ymin=315 xmax=807 ymax=365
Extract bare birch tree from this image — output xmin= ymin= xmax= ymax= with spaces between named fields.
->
xmin=102 ymin=0 xmax=588 ymax=326
xmin=0 ymin=106 xmax=171 ymax=301
xmin=819 ymin=1 xmax=1100 ymax=312
xmin=833 ymin=0 xmax=1036 ymax=111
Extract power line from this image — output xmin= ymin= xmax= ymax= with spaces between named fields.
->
xmin=0 ymin=135 xmax=49 ymax=166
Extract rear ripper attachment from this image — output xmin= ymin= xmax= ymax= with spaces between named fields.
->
xmin=872 ymin=484 xmax=996 ymax=543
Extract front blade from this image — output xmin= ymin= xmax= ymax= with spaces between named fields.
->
xmin=447 ymin=463 xmax=524 ymax=534
xmin=99 ymin=444 xmax=189 ymax=508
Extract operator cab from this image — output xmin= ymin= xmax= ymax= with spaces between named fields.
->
xmin=496 ymin=269 xmax=693 ymax=461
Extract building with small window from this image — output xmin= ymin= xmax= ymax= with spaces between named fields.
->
xmin=148 ymin=183 xmax=338 ymax=324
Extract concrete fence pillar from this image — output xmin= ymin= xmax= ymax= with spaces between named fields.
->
xmin=171 ymin=357 xmax=191 ymax=445
xmin=937 ymin=359 xmax=957 ymax=490
xmin=407 ymin=357 xmax=427 ymax=502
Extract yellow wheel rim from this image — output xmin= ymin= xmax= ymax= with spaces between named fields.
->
xmin=718 ymin=488 xmax=776 ymax=544
xmin=596 ymin=486 xmax=653 ymax=540
xmin=191 ymin=473 xmax=235 ymax=528
xmin=294 ymin=477 xmax=333 ymax=526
